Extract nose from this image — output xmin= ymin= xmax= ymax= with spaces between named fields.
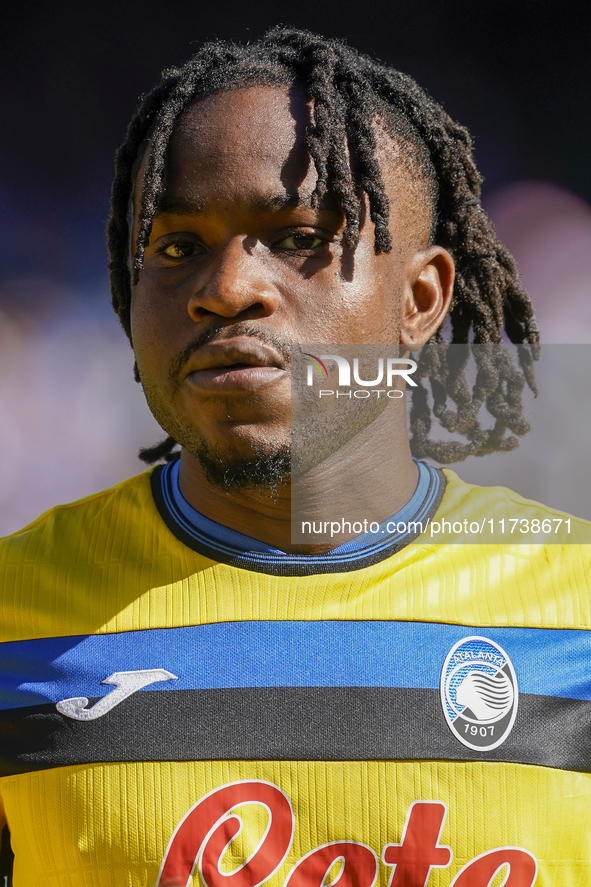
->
xmin=187 ymin=237 xmax=280 ymax=322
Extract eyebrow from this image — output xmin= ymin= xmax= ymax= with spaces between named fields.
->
xmin=153 ymin=192 xmax=339 ymax=218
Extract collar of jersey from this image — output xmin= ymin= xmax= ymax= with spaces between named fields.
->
xmin=150 ymin=458 xmax=445 ymax=576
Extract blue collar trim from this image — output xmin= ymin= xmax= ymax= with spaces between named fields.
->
xmin=150 ymin=458 xmax=445 ymax=575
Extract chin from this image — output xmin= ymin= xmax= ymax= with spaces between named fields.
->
xmin=144 ymin=385 xmax=292 ymax=492
xmin=175 ymin=422 xmax=291 ymax=494
xmin=190 ymin=439 xmax=292 ymax=494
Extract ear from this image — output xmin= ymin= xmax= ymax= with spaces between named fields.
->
xmin=399 ymin=246 xmax=455 ymax=346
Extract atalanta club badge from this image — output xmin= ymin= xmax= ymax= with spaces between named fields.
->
xmin=440 ymin=636 xmax=518 ymax=751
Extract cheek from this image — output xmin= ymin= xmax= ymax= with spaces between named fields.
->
xmin=353 ymin=250 xmax=405 ymax=337
xmin=293 ymin=250 xmax=403 ymax=343
xmin=129 ymin=289 xmax=156 ymax=362
xmin=129 ymin=282 xmax=180 ymax=382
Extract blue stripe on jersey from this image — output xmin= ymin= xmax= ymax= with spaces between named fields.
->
xmin=2 ymin=621 xmax=591 ymax=711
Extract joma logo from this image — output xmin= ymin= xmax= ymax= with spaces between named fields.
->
xmin=56 ymin=668 xmax=178 ymax=720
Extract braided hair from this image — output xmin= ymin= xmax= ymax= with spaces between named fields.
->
xmin=106 ymin=26 xmax=539 ymax=465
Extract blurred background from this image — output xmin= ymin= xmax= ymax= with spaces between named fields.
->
xmin=1 ymin=0 xmax=590 ymax=535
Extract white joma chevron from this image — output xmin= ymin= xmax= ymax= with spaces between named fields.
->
xmin=56 ymin=668 xmax=178 ymax=720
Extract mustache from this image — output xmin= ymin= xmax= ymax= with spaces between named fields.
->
xmin=169 ymin=322 xmax=294 ymax=387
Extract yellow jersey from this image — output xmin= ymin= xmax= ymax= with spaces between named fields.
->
xmin=0 ymin=464 xmax=590 ymax=886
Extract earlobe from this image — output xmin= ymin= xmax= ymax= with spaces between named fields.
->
xmin=399 ymin=247 xmax=455 ymax=345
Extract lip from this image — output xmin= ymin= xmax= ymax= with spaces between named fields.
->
xmin=183 ymin=337 xmax=287 ymax=392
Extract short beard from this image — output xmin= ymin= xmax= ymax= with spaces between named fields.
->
xmin=137 ymin=360 xmax=291 ymax=494
xmin=193 ymin=441 xmax=291 ymax=494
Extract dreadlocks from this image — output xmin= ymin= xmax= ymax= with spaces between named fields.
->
xmin=106 ymin=26 xmax=539 ymax=465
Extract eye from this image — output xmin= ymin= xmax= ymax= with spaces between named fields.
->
xmin=276 ymin=232 xmax=325 ymax=252
xmin=161 ymin=241 xmax=198 ymax=259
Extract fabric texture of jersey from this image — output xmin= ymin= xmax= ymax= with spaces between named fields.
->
xmin=1 ymin=466 xmax=590 ymax=887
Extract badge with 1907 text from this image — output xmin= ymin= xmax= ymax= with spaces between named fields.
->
xmin=440 ymin=636 xmax=518 ymax=751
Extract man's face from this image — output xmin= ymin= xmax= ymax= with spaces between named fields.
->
xmin=130 ymin=85 xmax=444 ymax=481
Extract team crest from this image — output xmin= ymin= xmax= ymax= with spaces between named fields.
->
xmin=440 ymin=636 xmax=518 ymax=751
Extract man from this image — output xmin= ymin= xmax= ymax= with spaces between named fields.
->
xmin=1 ymin=27 xmax=590 ymax=886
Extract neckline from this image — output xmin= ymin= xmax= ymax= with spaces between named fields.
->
xmin=150 ymin=459 xmax=446 ymax=576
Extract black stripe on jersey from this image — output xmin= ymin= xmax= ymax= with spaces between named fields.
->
xmin=150 ymin=463 xmax=446 ymax=576
xmin=2 ymin=687 xmax=591 ymax=776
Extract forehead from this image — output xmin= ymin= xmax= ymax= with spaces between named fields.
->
xmin=159 ymin=85 xmax=315 ymax=205
xmin=133 ymin=83 xmax=432 ymax=245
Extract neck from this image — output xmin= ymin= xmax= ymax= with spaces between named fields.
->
xmin=178 ymin=405 xmax=418 ymax=554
